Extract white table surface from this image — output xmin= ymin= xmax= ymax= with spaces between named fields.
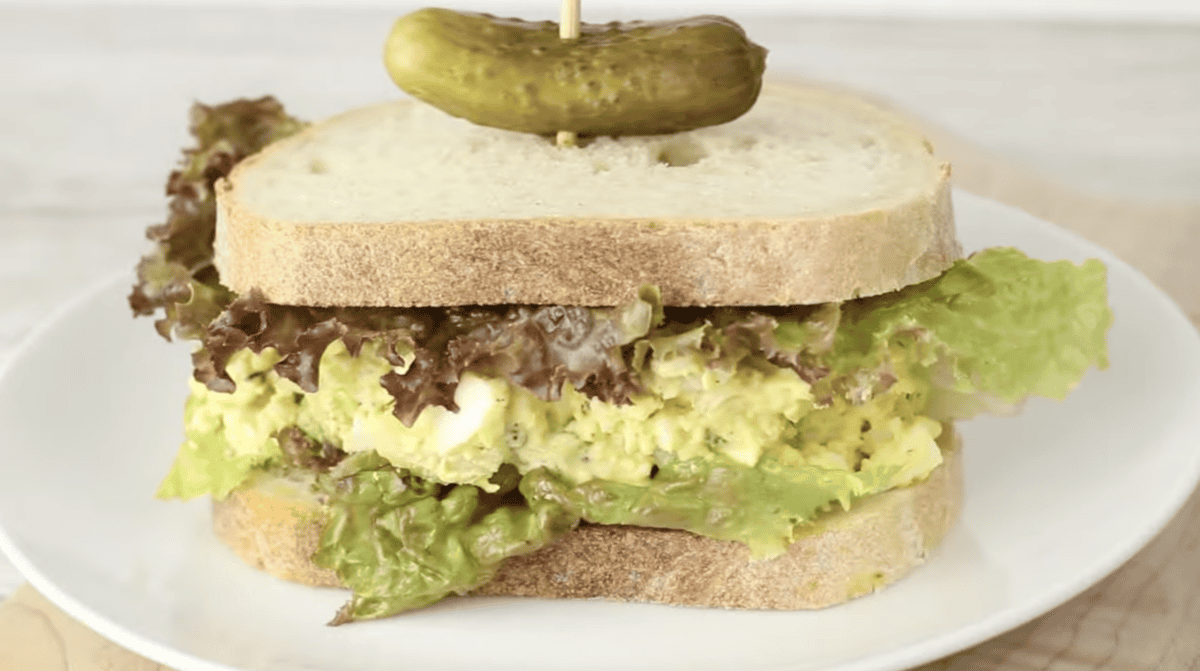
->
xmin=1 ymin=2 xmax=1198 ymax=605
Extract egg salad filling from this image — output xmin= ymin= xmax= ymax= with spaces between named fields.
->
xmin=156 ymin=247 xmax=1110 ymax=622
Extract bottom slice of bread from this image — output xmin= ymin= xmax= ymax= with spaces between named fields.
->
xmin=212 ymin=428 xmax=962 ymax=610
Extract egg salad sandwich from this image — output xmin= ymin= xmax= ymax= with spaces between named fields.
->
xmin=129 ymin=10 xmax=1110 ymax=625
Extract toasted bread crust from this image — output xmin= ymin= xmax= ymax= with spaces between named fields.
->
xmin=214 ymin=84 xmax=959 ymax=308
xmin=211 ymin=475 xmax=341 ymax=588
xmin=477 ymin=438 xmax=961 ymax=608
xmin=216 ymin=181 xmax=957 ymax=308
xmin=212 ymin=429 xmax=962 ymax=610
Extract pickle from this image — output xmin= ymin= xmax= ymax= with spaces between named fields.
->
xmin=384 ymin=8 xmax=768 ymax=137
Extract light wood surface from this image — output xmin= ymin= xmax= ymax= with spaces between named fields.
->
xmin=0 ymin=5 xmax=1197 ymax=670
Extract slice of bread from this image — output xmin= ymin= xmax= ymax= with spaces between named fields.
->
xmin=214 ymin=83 xmax=959 ymax=308
xmin=211 ymin=426 xmax=962 ymax=610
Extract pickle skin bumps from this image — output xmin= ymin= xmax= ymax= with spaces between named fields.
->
xmin=384 ymin=8 xmax=768 ymax=136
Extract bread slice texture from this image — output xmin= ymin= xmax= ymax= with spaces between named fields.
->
xmin=214 ymin=83 xmax=959 ymax=307
xmin=211 ymin=427 xmax=962 ymax=610
xmin=211 ymin=471 xmax=341 ymax=589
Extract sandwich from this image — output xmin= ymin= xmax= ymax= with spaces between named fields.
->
xmin=130 ymin=14 xmax=1111 ymax=625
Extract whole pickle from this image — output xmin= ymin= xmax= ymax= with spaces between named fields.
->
xmin=384 ymin=8 xmax=768 ymax=137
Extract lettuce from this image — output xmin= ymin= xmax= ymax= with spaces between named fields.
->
xmin=312 ymin=458 xmax=574 ymax=624
xmin=314 ymin=416 xmax=942 ymax=623
xmin=192 ymin=287 xmax=662 ymax=428
xmin=625 ymin=246 xmax=1110 ymax=416
xmin=524 ymin=456 xmax=863 ymax=559
xmin=129 ymin=98 xmax=306 ymax=342
xmin=826 ymin=247 xmax=1112 ymax=415
xmin=310 ymin=449 xmax=882 ymax=622
xmin=156 ymin=419 xmax=279 ymax=501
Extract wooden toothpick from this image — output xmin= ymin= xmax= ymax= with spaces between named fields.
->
xmin=559 ymin=0 xmax=581 ymax=39
xmin=556 ymin=0 xmax=581 ymax=147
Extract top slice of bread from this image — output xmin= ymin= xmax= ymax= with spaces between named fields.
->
xmin=215 ymin=82 xmax=959 ymax=307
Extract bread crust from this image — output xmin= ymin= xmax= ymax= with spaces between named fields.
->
xmin=211 ymin=474 xmax=342 ymax=588
xmin=211 ymin=429 xmax=962 ymax=610
xmin=214 ymin=84 xmax=960 ymax=308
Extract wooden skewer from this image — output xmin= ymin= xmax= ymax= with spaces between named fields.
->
xmin=559 ymin=0 xmax=581 ymax=39
xmin=556 ymin=0 xmax=581 ymax=147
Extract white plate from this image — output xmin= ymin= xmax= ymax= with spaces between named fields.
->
xmin=1 ymin=190 xmax=1199 ymax=671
